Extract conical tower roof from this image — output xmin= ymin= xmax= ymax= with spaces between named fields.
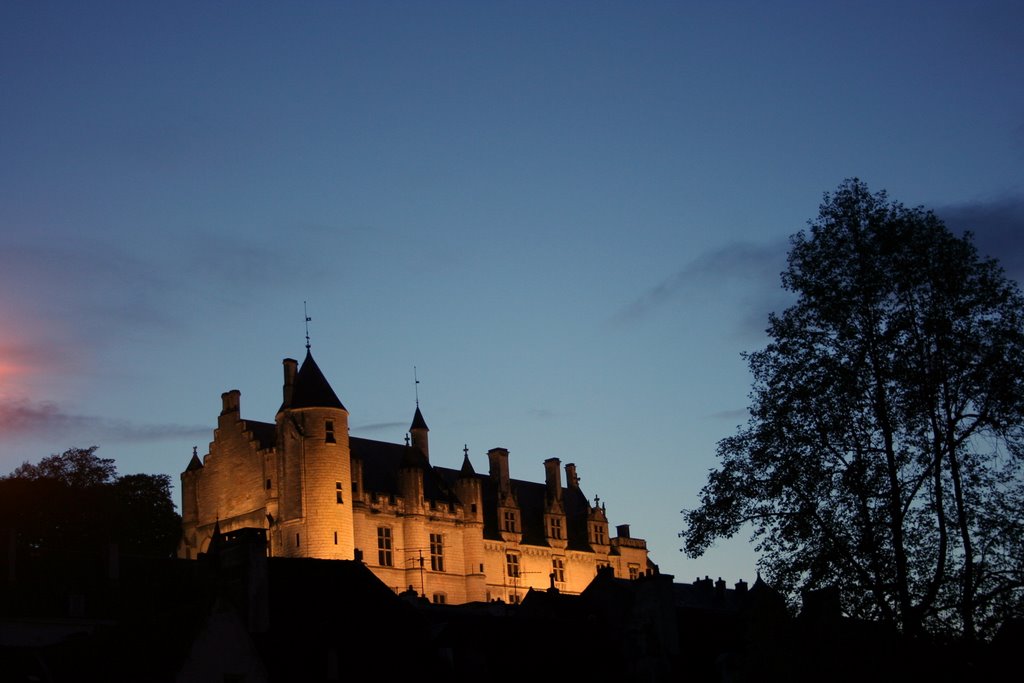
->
xmin=289 ymin=349 xmax=346 ymax=410
xmin=459 ymin=446 xmax=476 ymax=477
xmin=410 ymin=405 xmax=429 ymax=431
xmin=186 ymin=447 xmax=204 ymax=472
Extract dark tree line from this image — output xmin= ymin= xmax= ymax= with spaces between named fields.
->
xmin=682 ymin=179 xmax=1024 ymax=641
xmin=1 ymin=446 xmax=181 ymax=560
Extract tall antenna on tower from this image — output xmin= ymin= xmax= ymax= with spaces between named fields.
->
xmin=304 ymin=301 xmax=312 ymax=350
xmin=414 ymin=366 xmax=420 ymax=407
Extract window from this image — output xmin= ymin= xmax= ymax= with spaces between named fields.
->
xmin=503 ymin=510 xmax=517 ymax=532
xmin=336 ymin=481 xmax=343 ymax=504
xmin=506 ymin=553 xmax=520 ymax=578
xmin=296 ymin=533 xmax=300 ymax=548
xmin=334 ymin=531 xmax=338 ymax=545
xmin=552 ymin=557 xmax=565 ymax=583
xmin=592 ymin=523 xmax=606 ymax=545
xmin=629 ymin=564 xmax=640 ymax=580
xmin=265 ymin=478 xmax=272 ymax=490
xmin=509 ymin=592 xmax=520 ymax=604
xmin=470 ymin=503 xmax=477 ymax=513
xmin=377 ymin=527 xmax=393 ymax=567
xmin=548 ymin=516 xmax=563 ymax=539
xmin=429 ymin=533 xmax=444 ymax=572
xmin=432 ymin=593 xmax=447 ymax=605
xmin=325 ymin=420 xmax=336 ymax=443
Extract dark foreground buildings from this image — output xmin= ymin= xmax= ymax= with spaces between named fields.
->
xmin=1 ymin=527 xmax=1011 ymax=682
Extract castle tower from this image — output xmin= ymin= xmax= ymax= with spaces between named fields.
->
xmin=409 ymin=406 xmax=429 ymax=461
xmin=275 ymin=350 xmax=354 ymax=559
xmin=178 ymin=447 xmax=204 ymax=559
xmin=454 ymin=447 xmax=487 ymax=601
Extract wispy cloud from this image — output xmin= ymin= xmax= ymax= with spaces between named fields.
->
xmin=352 ymin=421 xmax=407 ymax=434
xmin=0 ymin=397 xmax=208 ymax=443
xmin=611 ymin=240 xmax=790 ymax=336
xmin=935 ymin=193 xmax=1024 ymax=284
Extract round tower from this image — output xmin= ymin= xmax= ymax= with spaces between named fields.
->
xmin=409 ymin=405 xmax=429 ymax=461
xmin=178 ymin=446 xmax=204 ymax=559
xmin=276 ymin=350 xmax=355 ymax=560
xmin=455 ymin=446 xmax=487 ymax=601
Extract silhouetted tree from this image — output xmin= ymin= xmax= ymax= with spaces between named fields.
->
xmin=1 ymin=446 xmax=181 ymax=559
xmin=681 ymin=179 xmax=1024 ymax=641
xmin=10 ymin=446 xmax=116 ymax=487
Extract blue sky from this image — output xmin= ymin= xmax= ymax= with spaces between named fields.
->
xmin=2 ymin=0 xmax=1022 ymax=584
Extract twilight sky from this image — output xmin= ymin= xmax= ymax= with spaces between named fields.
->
xmin=2 ymin=0 xmax=1022 ymax=584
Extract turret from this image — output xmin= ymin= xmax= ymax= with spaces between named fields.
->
xmin=455 ymin=446 xmax=486 ymax=599
xmin=275 ymin=349 xmax=354 ymax=560
xmin=398 ymin=445 xmax=427 ymax=512
xmin=409 ymin=406 xmax=429 ymax=461
xmin=454 ymin=446 xmax=482 ymax=522
xmin=179 ymin=446 xmax=204 ymax=559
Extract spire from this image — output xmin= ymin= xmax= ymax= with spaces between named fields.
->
xmin=286 ymin=349 xmax=346 ymax=410
xmin=304 ymin=300 xmax=312 ymax=350
xmin=186 ymin=445 xmax=204 ymax=471
xmin=410 ymin=406 xmax=429 ymax=432
xmin=459 ymin=445 xmax=476 ymax=477
xmin=409 ymin=404 xmax=429 ymax=460
xmin=207 ymin=519 xmax=224 ymax=556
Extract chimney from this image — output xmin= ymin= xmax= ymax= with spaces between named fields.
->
xmin=564 ymin=463 xmax=579 ymax=489
xmin=282 ymin=358 xmax=298 ymax=408
xmin=735 ymin=579 xmax=748 ymax=595
xmin=488 ymin=448 xmax=510 ymax=493
xmin=616 ymin=524 xmax=630 ymax=539
xmin=221 ymin=390 xmax=241 ymax=416
xmin=543 ymin=458 xmax=562 ymax=503
xmin=715 ymin=577 xmax=727 ymax=599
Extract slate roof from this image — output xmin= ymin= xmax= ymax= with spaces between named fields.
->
xmin=287 ymin=350 xmax=346 ymax=410
xmin=242 ymin=420 xmax=277 ymax=450
xmin=434 ymin=467 xmax=597 ymax=552
xmin=352 ymin=437 xmax=459 ymax=507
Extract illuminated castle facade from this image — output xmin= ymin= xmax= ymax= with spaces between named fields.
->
xmin=178 ymin=349 xmax=654 ymax=604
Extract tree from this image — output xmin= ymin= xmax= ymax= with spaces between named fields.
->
xmin=10 ymin=446 xmax=116 ymax=487
xmin=681 ymin=179 xmax=1024 ymax=640
xmin=1 ymin=447 xmax=181 ymax=559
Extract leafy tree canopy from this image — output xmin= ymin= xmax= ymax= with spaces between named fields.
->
xmin=1 ymin=446 xmax=181 ymax=558
xmin=681 ymin=179 xmax=1024 ymax=641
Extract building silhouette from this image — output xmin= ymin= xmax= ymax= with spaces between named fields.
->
xmin=178 ymin=349 xmax=654 ymax=603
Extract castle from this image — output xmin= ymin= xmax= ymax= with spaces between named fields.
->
xmin=178 ymin=348 xmax=654 ymax=604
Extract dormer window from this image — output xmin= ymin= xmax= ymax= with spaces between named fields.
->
xmin=325 ymin=420 xmax=336 ymax=443
xmin=592 ymin=523 xmax=606 ymax=545
xmin=503 ymin=510 xmax=517 ymax=533
xmin=548 ymin=516 xmax=563 ymax=539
